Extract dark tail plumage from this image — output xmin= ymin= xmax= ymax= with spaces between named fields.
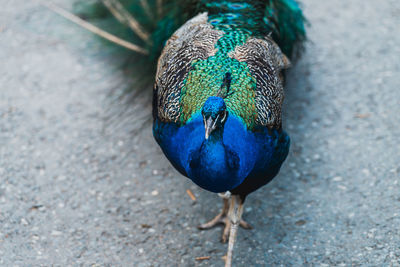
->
xmin=71 ymin=0 xmax=305 ymax=60
xmin=265 ymin=0 xmax=306 ymax=58
xmin=73 ymin=0 xmax=199 ymax=60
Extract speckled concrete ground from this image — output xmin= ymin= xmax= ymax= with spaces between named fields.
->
xmin=1 ymin=0 xmax=399 ymax=266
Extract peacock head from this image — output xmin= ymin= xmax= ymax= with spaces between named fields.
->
xmin=201 ymin=96 xmax=228 ymax=140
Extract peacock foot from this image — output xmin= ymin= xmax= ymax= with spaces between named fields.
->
xmin=197 ymin=198 xmax=252 ymax=243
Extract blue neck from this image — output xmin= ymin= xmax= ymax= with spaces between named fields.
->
xmin=188 ymin=124 xmax=241 ymax=192
xmin=206 ymin=125 xmax=224 ymax=143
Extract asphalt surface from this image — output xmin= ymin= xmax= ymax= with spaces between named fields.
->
xmin=1 ymin=0 xmax=400 ymax=266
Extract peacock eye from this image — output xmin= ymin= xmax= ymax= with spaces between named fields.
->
xmin=220 ymin=111 xmax=227 ymax=123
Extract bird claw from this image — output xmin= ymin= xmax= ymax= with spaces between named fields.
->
xmin=197 ymin=201 xmax=252 ymax=243
xmin=238 ymin=219 xmax=253 ymax=230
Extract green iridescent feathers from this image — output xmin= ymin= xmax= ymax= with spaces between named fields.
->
xmin=181 ymin=35 xmax=258 ymax=128
xmin=177 ymin=16 xmax=257 ymax=127
xmin=199 ymin=1 xmax=268 ymax=35
xmin=198 ymin=0 xmax=306 ymax=58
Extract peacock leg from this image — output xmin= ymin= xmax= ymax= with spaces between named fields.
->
xmin=198 ymin=192 xmax=252 ymax=243
xmin=224 ymin=195 xmax=244 ymax=267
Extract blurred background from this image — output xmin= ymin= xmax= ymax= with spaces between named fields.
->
xmin=1 ymin=0 xmax=399 ymax=266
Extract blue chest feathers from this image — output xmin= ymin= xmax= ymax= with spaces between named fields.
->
xmin=153 ymin=112 xmax=290 ymax=193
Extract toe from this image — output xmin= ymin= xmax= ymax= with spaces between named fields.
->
xmin=239 ymin=220 xmax=253 ymax=229
xmin=221 ymin=219 xmax=231 ymax=243
xmin=198 ymin=213 xmax=224 ymax=230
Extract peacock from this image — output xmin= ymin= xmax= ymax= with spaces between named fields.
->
xmin=45 ymin=0 xmax=306 ymax=265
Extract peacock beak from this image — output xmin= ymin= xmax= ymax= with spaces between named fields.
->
xmin=204 ymin=115 xmax=218 ymax=140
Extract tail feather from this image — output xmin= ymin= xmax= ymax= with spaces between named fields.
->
xmin=101 ymin=0 xmax=151 ymax=43
xmin=64 ymin=0 xmax=200 ymax=94
xmin=42 ymin=1 xmax=149 ymax=54
xmin=74 ymin=0 xmax=199 ymax=60
xmin=265 ymin=0 xmax=306 ymax=58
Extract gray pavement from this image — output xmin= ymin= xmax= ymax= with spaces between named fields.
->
xmin=1 ymin=0 xmax=400 ymax=266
